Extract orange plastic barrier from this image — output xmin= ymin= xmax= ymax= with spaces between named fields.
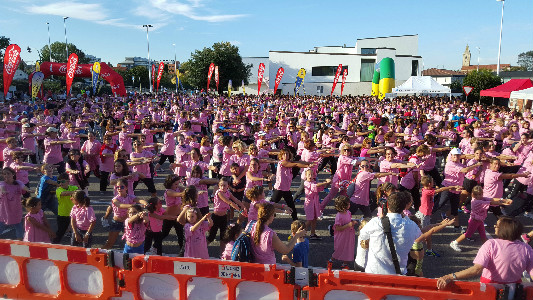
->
xmin=0 ymin=239 xmax=118 ymax=300
xmin=300 ymin=267 xmax=501 ymax=300
xmin=117 ymin=254 xmax=297 ymax=300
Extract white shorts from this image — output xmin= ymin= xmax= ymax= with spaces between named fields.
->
xmin=415 ymin=211 xmax=431 ymax=228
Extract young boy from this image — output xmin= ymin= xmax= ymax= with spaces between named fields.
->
xmin=281 ymin=220 xmax=309 ymax=267
xmin=36 ymin=164 xmax=60 ymax=215
xmin=53 ymin=173 xmax=79 ymax=243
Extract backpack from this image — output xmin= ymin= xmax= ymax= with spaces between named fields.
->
xmin=231 ymin=221 xmax=256 ymax=262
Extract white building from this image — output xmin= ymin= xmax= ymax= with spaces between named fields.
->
xmin=243 ymin=34 xmax=423 ymax=96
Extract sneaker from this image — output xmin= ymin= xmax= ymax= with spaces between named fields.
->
xmin=150 ymin=247 xmax=158 ymax=254
xmin=328 ymin=224 xmax=334 ymax=236
xmin=294 ymin=197 xmax=301 ymax=203
xmin=524 ymin=212 xmax=533 ymax=220
xmin=309 ymin=234 xmax=322 ymax=241
xmin=450 ymin=241 xmax=462 ymax=252
xmin=324 ymin=188 xmax=330 ymax=194
xmin=466 ymin=237 xmax=475 ymax=242
xmin=425 ymin=249 xmax=441 ymax=257
xmin=267 ymin=190 xmax=273 ymax=198
xmin=65 ymin=231 xmax=72 ymax=239
xmin=440 ymin=212 xmax=448 ymax=221
xmin=318 ymin=212 xmax=324 ymax=221
xmin=101 ymin=217 xmax=110 ymax=228
xmin=522 ymin=234 xmax=531 ymax=243
xmin=453 ymin=226 xmax=463 ymax=233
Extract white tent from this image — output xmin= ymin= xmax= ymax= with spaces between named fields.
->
xmin=391 ymin=76 xmax=451 ymax=96
xmin=509 ymin=87 xmax=533 ymax=111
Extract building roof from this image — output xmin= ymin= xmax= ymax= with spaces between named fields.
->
xmin=461 ymin=64 xmax=511 ymax=72
xmin=356 ymin=34 xmax=417 ymax=40
xmin=422 ymin=68 xmax=465 ymax=77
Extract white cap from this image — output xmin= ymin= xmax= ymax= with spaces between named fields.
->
xmin=450 ymin=148 xmax=462 ymax=155
xmin=46 ymin=127 xmax=59 ymax=133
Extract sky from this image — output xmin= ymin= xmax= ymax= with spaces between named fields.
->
xmin=1 ymin=0 xmax=532 ymax=71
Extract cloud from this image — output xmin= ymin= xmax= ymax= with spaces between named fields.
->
xmin=25 ymin=1 xmax=107 ymax=21
xmin=145 ymin=0 xmax=247 ymax=23
xmin=229 ymin=40 xmax=241 ymax=46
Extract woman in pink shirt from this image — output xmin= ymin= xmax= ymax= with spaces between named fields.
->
xmin=379 ymin=147 xmax=415 ymax=186
xmin=99 ymin=135 xmax=118 ymax=191
xmin=43 ymin=127 xmax=75 ymax=174
xmin=81 ymin=131 xmax=102 ymax=178
xmin=251 ymin=203 xmax=305 ymax=264
xmin=154 ymin=124 xmax=179 ymax=171
xmin=439 ymin=217 xmax=533 ymax=291
xmin=130 ymin=140 xmax=157 ymax=197
xmin=70 ymin=191 xmax=96 ymax=248
xmin=272 ymin=149 xmax=312 ymax=220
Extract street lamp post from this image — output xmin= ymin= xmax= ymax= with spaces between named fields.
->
xmin=143 ymin=24 xmax=153 ymax=93
xmin=496 ymin=0 xmax=505 ymax=76
xmin=172 ymin=43 xmax=177 ymax=93
xmin=63 ymin=17 xmax=69 ymax=61
xmin=46 ymin=22 xmax=52 ymax=62
xmin=476 ymin=47 xmax=480 ymax=71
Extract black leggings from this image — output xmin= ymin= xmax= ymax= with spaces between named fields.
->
xmin=427 ymin=167 xmax=442 ymax=187
xmin=53 ymin=216 xmax=71 ymax=244
xmin=100 ymin=171 xmax=110 ymax=191
xmin=318 ymin=156 xmax=337 ymax=175
xmin=133 ymin=178 xmax=157 ymax=194
xmin=271 ymin=190 xmax=298 ymax=220
xmin=506 ymin=179 xmax=527 ymax=199
xmin=161 ymin=219 xmax=184 ymax=248
xmin=144 ymin=231 xmax=164 ymax=255
xmin=208 ymin=213 xmax=228 ymax=243
xmin=157 ymin=154 xmax=175 ymax=166
xmin=433 ymin=190 xmax=459 ymax=216
xmin=399 ymin=184 xmax=421 ymax=212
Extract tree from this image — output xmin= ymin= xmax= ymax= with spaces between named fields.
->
xmin=518 ymin=51 xmax=533 ymax=71
xmin=0 ymin=36 xmax=10 ymax=62
xmin=449 ymin=80 xmax=462 ymax=93
xmin=117 ymin=66 xmax=150 ymax=89
xmin=38 ymin=42 xmax=90 ymax=64
xmin=182 ymin=42 xmax=251 ymax=91
xmin=462 ymin=70 xmax=502 ymax=104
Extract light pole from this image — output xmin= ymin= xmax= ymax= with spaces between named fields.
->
xmin=172 ymin=43 xmax=177 ymax=93
xmin=46 ymin=22 xmax=52 ymax=62
xmin=476 ymin=47 xmax=480 ymax=71
xmin=63 ymin=17 xmax=69 ymax=61
xmin=496 ymin=0 xmax=505 ymax=76
xmin=143 ymin=24 xmax=153 ymax=93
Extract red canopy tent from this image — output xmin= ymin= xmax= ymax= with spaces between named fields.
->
xmin=480 ymin=79 xmax=533 ymax=98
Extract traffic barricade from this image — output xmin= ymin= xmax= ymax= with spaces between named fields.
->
xmin=117 ymin=254 xmax=297 ymax=300
xmin=0 ymin=239 xmax=118 ymax=300
xmin=300 ymin=267 xmax=501 ymax=300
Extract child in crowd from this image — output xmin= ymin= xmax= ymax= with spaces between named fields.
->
xmin=24 ymin=197 xmax=55 ymax=243
xmin=220 ymin=223 xmax=242 ymax=260
xmin=331 ymin=196 xmax=358 ymax=268
xmin=144 ymin=197 xmax=176 ymax=255
xmin=123 ymin=204 xmax=149 ymax=254
xmin=0 ymin=167 xmax=29 ymax=240
xmin=53 ymin=173 xmax=78 ymax=243
xmin=282 ymin=220 xmax=310 ymax=267
xmin=70 ymin=191 xmax=96 ymax=248
xmin=36 ymin=164 xmax=59 ymax=215
xmin=304 ymin=168 xmax=331 ymax=240
xmin=450 ymin=186 xmax=513 ymax=252
xmin=178 ymin=205 xmax=213 ymax=259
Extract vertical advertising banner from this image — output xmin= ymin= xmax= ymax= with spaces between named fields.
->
xmin=341 ymin=68 xmax=348 ymax=96
xmin=207 ymin=63 xmax=215 ymax=91
xmin=228 ymin=79 xmax=232 ymax=97
xmin=274 ymin=67 xmax=284 ymax=93
xmin=331 ymin=64 xmax=342 ymax=96
xmin=156 ymin=61 xmax=164 ymax=92
xmin=92 ymin=62 xmax=100 ymax=95
xmin=294 ymin=68 xmax=306 ymax=95
xmin=66 ymin=53 xmax=79 ymax=96
xmin=151 ymin=64 xmax=156 ymax=90
xmin=31 ymin=72 xmax=44 ymax=98
xmin=3 ymin=44 xmax=21 ymax=98
xmin=257 ymin=63 xmax=265 ymax=95
xmin=214 ymin=66 xmax=219 ymax=92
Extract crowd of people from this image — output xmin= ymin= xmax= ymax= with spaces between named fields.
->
xmin=1 ymin=92 xmax=533 ymax=289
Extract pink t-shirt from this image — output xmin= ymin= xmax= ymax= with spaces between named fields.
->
xmin=274 ymin=162 xmax=292 ymax=191
xmin=333 ymin=155 xmax=356 ymax=184
xmin=148 ymin=207 xmax=165 ymax=232
xmin=164 ymin=188 xmax=182 ymax=208
xmin=400 ymin=155 xmax=421 ymax=190
xmin=131 ymin=151 xmax=154 ymax=178
xmin=186 ymin=177 xmax=209 ymax=208
xmin=469 ymin=197 xmax=492 ymax=221
xmin=379 ymin=159 xmax=400 ymax=186
xmin=483 ymin=169 xmax=503 ymax=198
xmin=70 ymin=205 xmax=96 ymax=230
xmin=21 ymin=132 xmax=36 ymax=153
xmin=100 ymin=148 xmax=115 ymax=173
xmin=251 ymin=223 xmax=276 ymax=264
xmin=110 ymin=173 xmax=138 ymax=197
xmin=24 ymin=210 xmax=50 ymax=243
xmin=214 ymin=189 xmax=232 ymax=213
xmin=43 ymin=137 xmax=63 ymax=164
xmin=174 ymin=144 xmax=192 ymax=176
xmin=184 ymin=221 xmax=210 ymax=259
xmin=10 ymin=162 xmax=32 ymax=184
xmin=118 ymin=132 xmax=133 ymax=154
xmin=350 ymin=171 xmax=375 ymax=206
xmin=419 ymin=188 xmax=435 ymax=216
xmin=160 ymin=132 xmax=176 ymax=155
xmin=332 ymin=210 xmax=355 ymax=261
xmin=123 ymin=218 xmax=146 ymax=245
xmin=246 ymin=170 xmax=263 ymax=190
xmin=474 ymin=239 xmax=533 ymax=284
xmin=441 ymin=161 xmax=466 ymax=193
xmin=221 ymin=240 xmax=235 ymax=260
xmin=112 ymin=194 xmax=136 ymax=219
xmin=0 ymin=181 xmax=24 ymax=225
xmin=248 ymin=199 xmax=267 ymax=222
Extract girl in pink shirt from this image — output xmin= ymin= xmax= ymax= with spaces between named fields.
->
xmin=154 ymin=124 xmax=179 ymax=171
xmin=186 ymin=166 xmax=219 ymax=216
xmin=220 ymin=223 xmax=242 ymax=260
xmin=123 ymin=204 xmax=149 ymax=254
xmin=23 ymin=197 xmax=55 ymax=243
xmin=70 ymin=191 xmax=96 ymax=248
xmin=178 ymin=206 xmax=213 ymax=259
xmin=144 ymin=197 xmax=176 ymax=255
xmin=81 ymin=131 xmax=102 ymax=178
xmin=10 ymin=153 xmax=39 ymax=189
xmin=331 ymin=195 xmax=357 ymax=267
xmin=304 ymin=169 xmax=331 ymax=239
xmin=0 ymin=167 xmax=29 ymax=239
xmin=66 ymin=149 xmax=91 ymax=191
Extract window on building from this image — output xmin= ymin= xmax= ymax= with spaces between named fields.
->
xmin=316 ymin=86 xmax=324 ymax=94
xmin=411 ymin=60 xmax=419 ymax=76
xmin=312 ymin=66 xmax=348 ymax=76
xmin=360 ymin=59 xmax=375 ymax=82
xmin=361 ymin=48 xmax=376 ymax=55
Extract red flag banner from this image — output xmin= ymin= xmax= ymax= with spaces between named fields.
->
xmin=214 ymin=66 xmax=219 ymax=92
xmin=3 ymin=44 xmax=21 ymax=98
xmin=151 ymin=64 xmax=156 ymax=90
xmin=207 ymin=63 xmax=215 ymax=91
xmin=274 ymin=67 xmax=284 ymax=93
xmin=156 ymin=61 xmax=164 ymax=92
xmin=341 ymin=68 xmax=348 ymax=96
xmin=66 ymin=53 xmax=79 ymax=97
xmin=257 ymin=63 xmax=265 ymax=95
xmin=331 ymin=64 xmax=342 ymax=96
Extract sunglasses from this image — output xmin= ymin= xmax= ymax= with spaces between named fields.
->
xmin=117 ymin=186 xmax=127 ymax=189
xmin=360 ymin=165 xmax=370 ymax=168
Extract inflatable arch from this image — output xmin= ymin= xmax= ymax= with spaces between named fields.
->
xmin=40 ymin=61 xmax=126 ymax=96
